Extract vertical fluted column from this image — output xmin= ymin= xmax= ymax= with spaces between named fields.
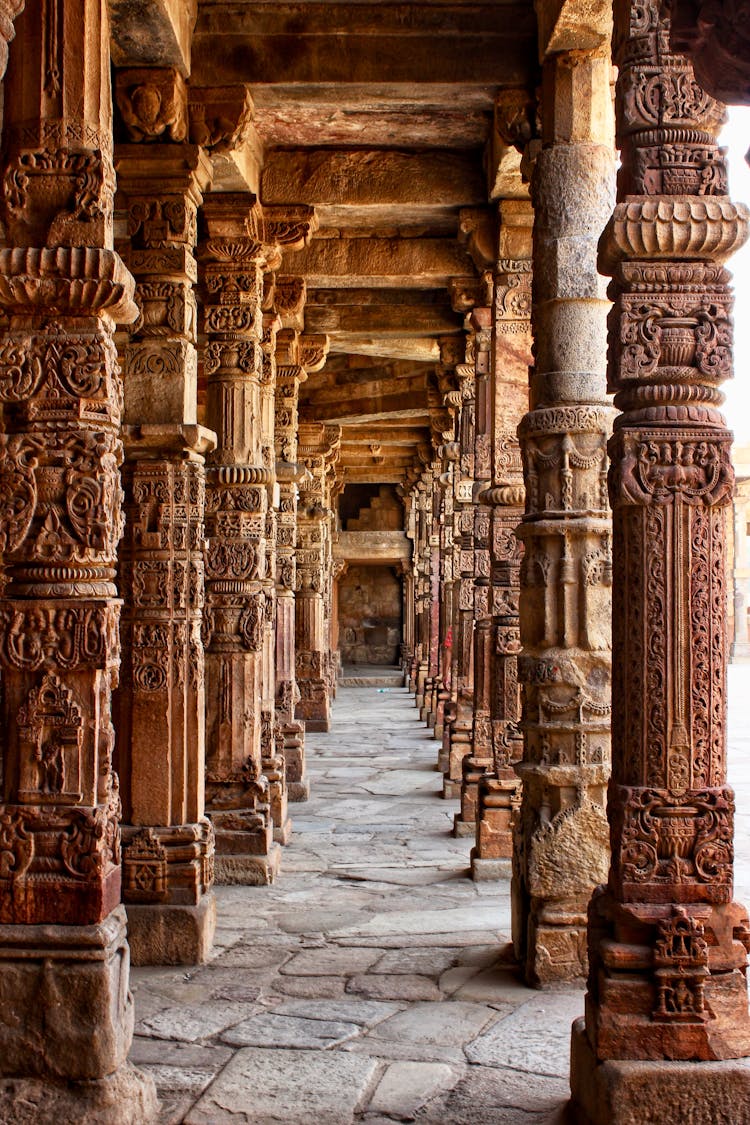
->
xmin=199 ymin=194 xmax=279 ymax=885
xmin=0 ymin=1 xmax=156 ymax=1116
xmin=113 ymin=114 xmax=217 ymax=965
xmin=472 ymin=204 xmax=533 ymax=880
xmin=513 ymin=48 xmax=616 ymax=986
xmin=571 ymin=3 xmax=750 ymax=1118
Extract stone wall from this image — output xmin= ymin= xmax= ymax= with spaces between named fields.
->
xmin=339 ymin=565 xmax=402 ymax=665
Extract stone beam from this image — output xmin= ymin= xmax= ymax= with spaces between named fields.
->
xmin=305 ymin=292 xmax=462 ymax=338
xmin=334 ymin=531 xmax=411 ymax=564
xmin=302 ymin=373 xmax=430 ymax=424
xmin=109 ymin=0 xmax=195 ymax=74
xmin=288 ymin=236 xmax=475 ymax=289
xmin=193 ymin=3 xmax=536 ymax=86
xmin=327 ymin=337 xmax=441 ymax=363
xmin=535 ymin=0 xmax=612 ymax=60
xmin=262 ymin=149 xmax=485 ymax=209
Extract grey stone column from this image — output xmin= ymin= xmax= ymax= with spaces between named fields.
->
xmin=513 ymin=49 xmax=616 ymax=986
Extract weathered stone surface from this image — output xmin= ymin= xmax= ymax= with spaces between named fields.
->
xmin=465 ymin=992 xmax=584 ymax=1078
xmin=222 ymin=1013 xmax=361 ymax=1050
xmin=281 ymin=946 xmax=382 ymax=976
xmin=185 ymin=1047 xmax=380 ymax=1124
xmin=126 ymin=896 xmax=217 ymax=967
xmin=347 ymin=974 xmax=442 ymax=1002
xmin=571 ymin=1019 xmax=750 ymax=1125
xmin=366 ymin=1001 xmax=495 ymax=1047
xmin=0 ymin=1065 xmax=159 ymax=1125
xmin=414 ymin=1063 xmax=570 ymax=1124
xmin=368 ymin=1060 xmax=457 ymax=1118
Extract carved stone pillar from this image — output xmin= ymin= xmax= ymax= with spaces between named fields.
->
xmin=413 ymin=477 xmax=433 ymax=709
xmin=113 ymin=96 xmax=218 ymax=964
xmin=441 ymin=359 xmax=476 ymax=795
xmin=0 ymin=0 xmax=157 ymax=1117
xmin=274 ymin=320 xmax=308 ymax=801
xmin=455 ymin=309 xmax=494 ymax=837
xmin=513 ymin=49 xmax=616 ymax=986
xmin=198 ymin=195 xmax=277 ymax=884
xmin=296 ymin=422 xmax=340 ymax=732
xmin=472 ymin=206 xmax=532 ymax=880
xmin=571 ymin=3 xmax=750 ymax=1117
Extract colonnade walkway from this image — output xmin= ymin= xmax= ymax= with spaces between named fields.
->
xmin=129 ymin=670 xmax=750 ymax=1124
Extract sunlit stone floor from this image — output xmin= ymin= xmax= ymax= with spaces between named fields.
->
xmin=128 ymin=666 xmax=750 ymax=1124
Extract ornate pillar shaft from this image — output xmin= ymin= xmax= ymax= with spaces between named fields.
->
xmin=572 ymin=2 xmax=750 ymax=1117
xmin=455 ymin=310 xmax=495 ymax=836
xmin=296 ymin=422 xmax=340 ymax=732
xmin=441 ymin=358 xmax=476 ymax=793
xmin=0 ymin=0 xmax=156 ymax=1115
xmin=113 ymin=111 xmax=217 ymax=964
xmin=199 ymin=194 xmax=279 ymax=886
xmin=472 ymin=204 xmax=532 ymax=880
xmin=513 ymin=49 xmax=616 ymax=986
xmin=274 ymin=316 xmax=309 ymax=801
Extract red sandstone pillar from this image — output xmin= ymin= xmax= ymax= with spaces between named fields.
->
xmin=0 ymin=0 xmax=157 ymax=1116
xmin=571 ymin=2 xmax=750 ymax=1118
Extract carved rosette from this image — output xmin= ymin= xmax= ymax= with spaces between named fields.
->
xmin=583 ymin=0 xmax=750 ymax=1062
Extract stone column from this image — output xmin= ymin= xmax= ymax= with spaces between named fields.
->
xmin=274 ymin=322 xmax=308 ymax=800
xmin=296 ymin=422 xmax=340 ymax=732
xmin=413 ymin=475 xmax=433 ymax=710
xmin=441 ymin=357 xmax=477 ymax=795
xmin=0 ymin=0 xmax=21 ymax=79
xmin=513 ymin=48 xmax=616 ymax=986
xmin=571 ymin=2 xmax=750 ymax=1117
xmin=455 ymin=309 xmax=495 ymax=837
xmin=472 ymin=205 xmax=532 ymax=880
xmin=113 ymin=89 xmax=218 ymax=965
xmin=0 ymin=0 xmax=157 ymax=1117
xmin=198 ymin=194 xmax=277 ymax=884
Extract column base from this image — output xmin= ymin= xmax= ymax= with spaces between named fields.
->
xmin=471 ymin=855 xmax=512 ymax=881
xmin=452 ymin=815 xmax=476 ymax=838
xmin=215 ymin=843 xmax=282 ymax=885
xmin=303 ymin=718 xmax=330 ymax=732
xmin=522 ymin=917 xmax=588 ymax=987
xmin=288 ymin=778 xmax=311 ymax=802
xmin=0 ymin=1063 xmax=158 ymax=1125
xmin=443 ymin=779 xmax=462 ymax=799
xmin=125 ymin=893 xmax=216 ymax=966
xmin=570 ymin=1018 xmax=750 ymax=1125
xmin=273 ymin=817 xmax=293 ymax=845
xmin=0 ymin=907 xmax=134 ymax=1080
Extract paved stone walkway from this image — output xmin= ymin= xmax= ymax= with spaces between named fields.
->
xmin=130 ymin=670 xmax=750 ymax=1124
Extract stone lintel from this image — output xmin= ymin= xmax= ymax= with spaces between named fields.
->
xmin=535 ymin=0 xmax=612 ymax=62
xmin=262 ymin=148 xmax=486 ymax=208
xmin=334 ymin=530 xmax=411 ymax=565
xmin=110 ymin=0 xmax=195 ymax=75
xmin=284 ymin=236 xmax=475 ymax=289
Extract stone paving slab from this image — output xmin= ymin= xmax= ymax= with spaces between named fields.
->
xmin=128 ymin=678 xmax=750 ymax=1121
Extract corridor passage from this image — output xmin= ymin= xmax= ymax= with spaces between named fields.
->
xmin=129 ymin=682 xmax=582 ymax=1124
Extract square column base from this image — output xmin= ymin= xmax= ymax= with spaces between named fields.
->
xmin=453 ymin=816 xmax=475 ymax=837
xmin=0 ymin=907 xmax=134 ymax=1080
xmin=288 ymin=778 xmax=311 ymax=802
xmin=125 ymin=892 xmax=216 ymax=966
xmin=0 ymin=1063 xmax=158 ymax=1125
xmin=443 ymin=779 xmax=462 ymax=799
xmin=471 ymin=855 xmax=512 ymax=881
xmin=215 ymin=843 xmax=282 ymax=885
xmin=570 ymin=1018 xmax=750 ymax=1125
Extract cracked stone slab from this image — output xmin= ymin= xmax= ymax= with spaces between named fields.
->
xmin=136 ymin=1001 xmax=254 ymax=1043
xmin=413 ymin=1063 xmax=570 ymax=1124
xmin=280 ymin=946 xmax=382 ymax=976
xmin=367 ymin=1060 xmax=459 ymax=1117
xmin=222 ymin=1012 xmax=361 ymax=1049
xmin=272 ymin=999 xmax=401 ymax=1027
xmin=346 ymin=973 xmax=443 ymax=1001
xmin=363 ymin=1000 xmax=497 ymax=1047
xmin=184 ymin=1047 xmax=381 ymax=1124
xmin=464 ymin=992 xmax=585 ymax=1078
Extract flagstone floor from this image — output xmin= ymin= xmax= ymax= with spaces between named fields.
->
xmin=129 ymin=665 xmax=750 ymax=1124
